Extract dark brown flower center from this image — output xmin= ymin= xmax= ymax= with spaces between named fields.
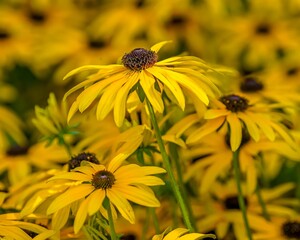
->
xmin=282 ymin=221 xmax=300 ymax=239
xmin=255 ymin=23 xmax=271 ymax=35
xmin=92 ymin=170 xmax=115 ymax=190
xmin=88 ymin=39 xmax=106 ymax=49
xmin=286 ymin=67 xmax=299 ymax=76
xmin=122 ymin=48 xmax=158 ymax=71
xmin=166 ymin=15 xmax=187 ymax=27
xmin=240 ymin=76 xmax=264 ymax=92
xmin=121 ymin=234 xmax=137 ymax=240
xmin=29 ymin=11 xmax=46 ymax=23
xmin=224 ymin=196 xmax=248 ymax=210
xmin=68 ymin=152 xmax=99 ymax=171
xmin=6 ymin=146 xmax=29 ymax=156
xmin=220 ymin=94 xmax=249 ymax=112
xmin=0 ymin=29 xmax=10 ymax=40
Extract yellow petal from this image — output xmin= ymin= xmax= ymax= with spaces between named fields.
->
xmin=107 ymin=190 xmax=135 ymax=224
xmin=140 ymin=70 xmax=164 ymax=113
xmin=52 ymin=205 xmax=70 ymax=230
xmin=204 ymin=109 xmax=228 ymax=119
xmin=186 ymin=118 xmax=225 ymax=144
xmin=74 ymin=198 xmax=89 ymax=234
xmin=150 ymin=41 xmax=172 ymax=52
xmin=238 ymin=112 xmax=260 ymax=142
xmin=114 ymin=72 xmax=139 ymax=127
xmin=227 ymin=113 xmax=242 ymax=152
xmin=87 ymin=190 xmax=105 ymax=216
xmin=63 ymin=65 xmax=103 ymax=80
xmin=47 ymin=185 xmax=94 ymax=214
xmin=165 ymin=228 xmax=189 ymax=240
xmin=113 ymin=185 xmax=160 ymax=207
xmin=147 ymin=67 xmax=185 ymax=110
xmin=96 ymin=79 xmax=126 ymax=121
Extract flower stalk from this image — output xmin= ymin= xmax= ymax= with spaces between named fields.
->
xmin=146 ymin=98 xmax=195 ymax=232
xmin=232 ymin=149 xmax=252 ymax=240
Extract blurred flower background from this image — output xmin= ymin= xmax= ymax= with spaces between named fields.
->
xmin=0 ymin=0 xmax=300 ymax=239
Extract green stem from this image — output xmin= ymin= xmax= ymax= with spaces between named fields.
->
xmin=169 ymin=142 xmax=197 ymax=231
xmin=59 ymin=135 xmax=73 ymax=157
xmin=146 ymin=99 xmax=195 ymax=232
xmin=232 ymin=150 xmax=252 ymax=240
xmin=256 ymin=183 xmax=270 ymax=221
xmin=150 ymin=208 xmax=160 ymax=234
xmin=107 ymin=199 xmax=118 ymax=240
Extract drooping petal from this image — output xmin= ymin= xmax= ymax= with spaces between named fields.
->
xmin=47 ymin=185 xmax=94 ymax=214
xmin=186 ymin=117 xmax=225 ymax=144
xmin=74 ymin=198 xmax=89 ymax=234
xmin=114 ymin=72 xmax=140 ymax=127
xmin=147 ymin=67 xmax=185 ymax=110
xmin=237 ymin=112 xmax=260 ymax=142
xmin=140 ymin=70 xmax=164 ymax=113
xmin=107 ymin=189 xmax=135 ymax=224
xmin=113 ymin=185 xmax=160 ymax=207
xmin=87 ymin=190 xmax=105 ymax=216
xmin=227 ymin=113 xmax=242 ymax=152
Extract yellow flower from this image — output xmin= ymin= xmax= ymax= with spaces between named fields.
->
xmin=212 ymin=0 xmax=300 ymax=69
xmin=186 ymin=94 xmax=296 ymax=151
xmin=253 ymin=216 xmax=300 ymax=240
xmin=46 ymin=158 xmax=166 ymax=233
xmin=152 ymin=227 xmax=216 ymax=240
xmin=230 ymin=72 xmax=300 ymax=107
xmin=194 ymin=181 xmax=299 ymax=240
xmin=64 ymin=41 xmax=220 ymax=127
xmin=183 ymin=131 xmax=299 ymax=195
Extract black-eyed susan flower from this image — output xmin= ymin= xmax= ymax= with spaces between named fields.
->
xmin=186 ymin=94 xmax=296 ymax=151
xmin=253 ymin=216 xmax=300 ymax=240
xmin=194 ymin=181 xmax=299 ymax=240
xmin=229 ymin=72 xmax=300 ymax=107
xmin=46 ymin=158 xmax=166 ymax=233
xmin=152 ymin=227 xmax=216 ymax=240
xmin=183 ymin=131 xmax=299 ymax=195
xmin=64 ymin=41 xmax=221 ymax=127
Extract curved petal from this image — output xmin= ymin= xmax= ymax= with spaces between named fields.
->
xmin=107 ymin=189 xmax=135 ymax=224
xmin=227 ymin=113 xmax=242 ymax=152
xmin=150 ymin=41 xmax=172 ymax=52
xmin=47 ymin=185 xmax=94 ymax=214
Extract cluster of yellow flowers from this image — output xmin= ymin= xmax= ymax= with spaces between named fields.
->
xmin=1 ymin=0 xmax=300 ymax=239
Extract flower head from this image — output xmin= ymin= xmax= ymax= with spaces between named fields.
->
xmin=46 ymin=157 xmax=166 ymax=233
xmin=186 ymin=94 xmax=297 ymax=151
xmin=64 ymin=41 xmax=221 ymax=126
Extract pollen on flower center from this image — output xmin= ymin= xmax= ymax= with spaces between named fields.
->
xmin=220 ymin=94 xmax=249 ymax=112
xmin=92 ymin=170 xmax=115 ymax=190
xmin=240 ymin=76 xmax=264 ymax=92
xmin=282 ymin=221 xmax=300 ymax=238
xmin=122 ymin=48 xmax=158 ymax=71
